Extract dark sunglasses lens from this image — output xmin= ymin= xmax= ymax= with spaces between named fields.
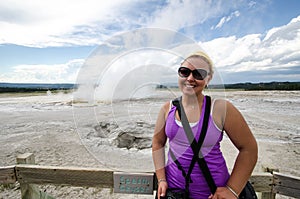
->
xmin=178 ymin=67 xmax=208 ymax=80
xmin=178 ymin=67 xmax=191 ymax=77
xmin=192 ymin=69 xmax=207 ymax=80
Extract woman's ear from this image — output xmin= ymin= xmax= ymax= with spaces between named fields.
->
xmin=205 ymin=75 xmax=212 ymax=87
xmin=208 ymin=74 xmax=213 ymax=82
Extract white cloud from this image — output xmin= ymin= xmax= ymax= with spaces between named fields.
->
xmin=0 ymin=0 xmax=243 ymax=47
xmin=2 ymin=15 xmax=300 ymax=84
xmin=149 ymin=0 xmax=240 ymax=30
xmin=212 ymin=10 xmax=240 ymax=29
xmin=202 ymin=16 xmax=300 ymax=78
xmin=0 ymin=0 xmax=132 ymax=47
xmin=0 ymin=1 xmax=299 ymax=83
xmin=0 ymin=59 xmax=84 ymax=83
xmin=248 ymin=1 xmax=257 ymax=8
xmin=149 ymin=0 xmax=210 ymax=29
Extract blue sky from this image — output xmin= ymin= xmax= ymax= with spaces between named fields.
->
xmin=0 ymin=0 xmax=299 ymax=84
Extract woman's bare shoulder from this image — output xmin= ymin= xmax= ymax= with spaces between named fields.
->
xmin=212 ymin=98 xmax=228 ymax=110
xmin=161 ymin=100 xmax=171 ymax=111
xmin=211 ymin=98 xmax=228 ymax=129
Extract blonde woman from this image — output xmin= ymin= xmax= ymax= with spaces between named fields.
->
xmin=152 ymin=51 xmax=257 ymax=199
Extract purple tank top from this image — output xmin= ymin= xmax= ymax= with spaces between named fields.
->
xmin=165 ymin=97 xmax=230 ymax=198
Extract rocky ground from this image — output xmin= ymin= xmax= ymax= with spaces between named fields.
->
xmin=0 ymin=90 xmax=299 ymax=198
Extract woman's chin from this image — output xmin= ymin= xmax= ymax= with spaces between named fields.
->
xmin=182 ymin=89 xmax=197 ymax=96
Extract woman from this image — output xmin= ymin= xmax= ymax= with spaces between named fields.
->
xmin=152 ymin=51 xmax=258 ymax=198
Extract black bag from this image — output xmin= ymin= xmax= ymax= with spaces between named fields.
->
xmin=239 ymin=181 xmax=257 ymax=199
xmin=155 ymin=188 xmax=188 ymax=199
xmin=155 ymin=183 xmax=257 ymax=199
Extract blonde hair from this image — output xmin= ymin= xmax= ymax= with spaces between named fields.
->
xmin=183 ymin=51 xmax=214 ymax=76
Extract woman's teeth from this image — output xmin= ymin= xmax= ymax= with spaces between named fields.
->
xmin=186 ymin=84 xmax=195 ymax=88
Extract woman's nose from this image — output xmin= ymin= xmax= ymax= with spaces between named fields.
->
xmin=186 ymin=72 xmax=195 ymax=80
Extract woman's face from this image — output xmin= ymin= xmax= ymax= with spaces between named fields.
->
xmin=178 ymin=57 xmax=211 ymax=96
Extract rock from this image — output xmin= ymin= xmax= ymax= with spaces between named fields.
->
xmin=114 ymin=132 xmax=152 ymax=150
xmin=135 ymin=137 xmax=152 ymax=150
xmin=93 ymin=122 xmax=118 ymax=138
xmin=114 ymin=132 xmax=136 ymax=149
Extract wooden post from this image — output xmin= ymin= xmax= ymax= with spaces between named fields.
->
xmin=261 ymin=167 xmax=278 ymax=199
xmin=0 ymin=166 xmax=16 ymax=184
xmin=261 ymin=192 xmax=275 ymax=199
xmin=16 ymin=153 xmax=55 ymax=199
xmin=16 ymin=153 xmax=35 ymax=165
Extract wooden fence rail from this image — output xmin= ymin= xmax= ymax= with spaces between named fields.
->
xmin=0 ymin=153 xmax=299 ymax=199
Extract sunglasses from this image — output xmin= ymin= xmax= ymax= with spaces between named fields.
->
xmin=178 ymin=66 xmax=209 ymax=80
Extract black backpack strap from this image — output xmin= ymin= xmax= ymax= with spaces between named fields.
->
xmin=169 ymin=148 xmax=189 ymax=183
xmin=169 ymin=98 xmax=192 ymax=193
xmin=196 ymin=151 xmax=217 ymax=193
xmin=171 ymin=96 xmax=217 ymax=194
xmin=192 ymin=96 xmax=217 ymax=194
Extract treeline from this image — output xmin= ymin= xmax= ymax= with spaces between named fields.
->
xmin=1 ymin=82 xmax=300 ymax=93
xmin=157 ymin=81 xmax=300 ymax=90
xmin=222 ymin=81 xmax=300 ymax=90
xmin=0 ymin=87 xmax=74 ymax=93
xmin=0 ymin=83 xmax=76 ymax=93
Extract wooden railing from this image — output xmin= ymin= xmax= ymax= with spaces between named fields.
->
xmin=0 ymin=153 xmax=299 ymax=199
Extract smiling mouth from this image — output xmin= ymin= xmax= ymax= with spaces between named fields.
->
xmin=185 ymin=84 xmax=196 ymax=88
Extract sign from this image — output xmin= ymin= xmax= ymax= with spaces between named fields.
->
xmin=113 ymin=172 xmax=154 ymax=194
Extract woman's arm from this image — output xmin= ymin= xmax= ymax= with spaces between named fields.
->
xmin=210 ymin=99 xmax=258 ymax=199
xmin=152 ymin=102 xmax=169 ymax=199
xmin=223 ymin=100 xmax=258 ymax=195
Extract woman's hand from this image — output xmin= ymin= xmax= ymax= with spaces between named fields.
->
xmin=157 ymin=181 xmax=168 ymax=199
xmin=208 ymin=187 xmax=238 ymax=199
